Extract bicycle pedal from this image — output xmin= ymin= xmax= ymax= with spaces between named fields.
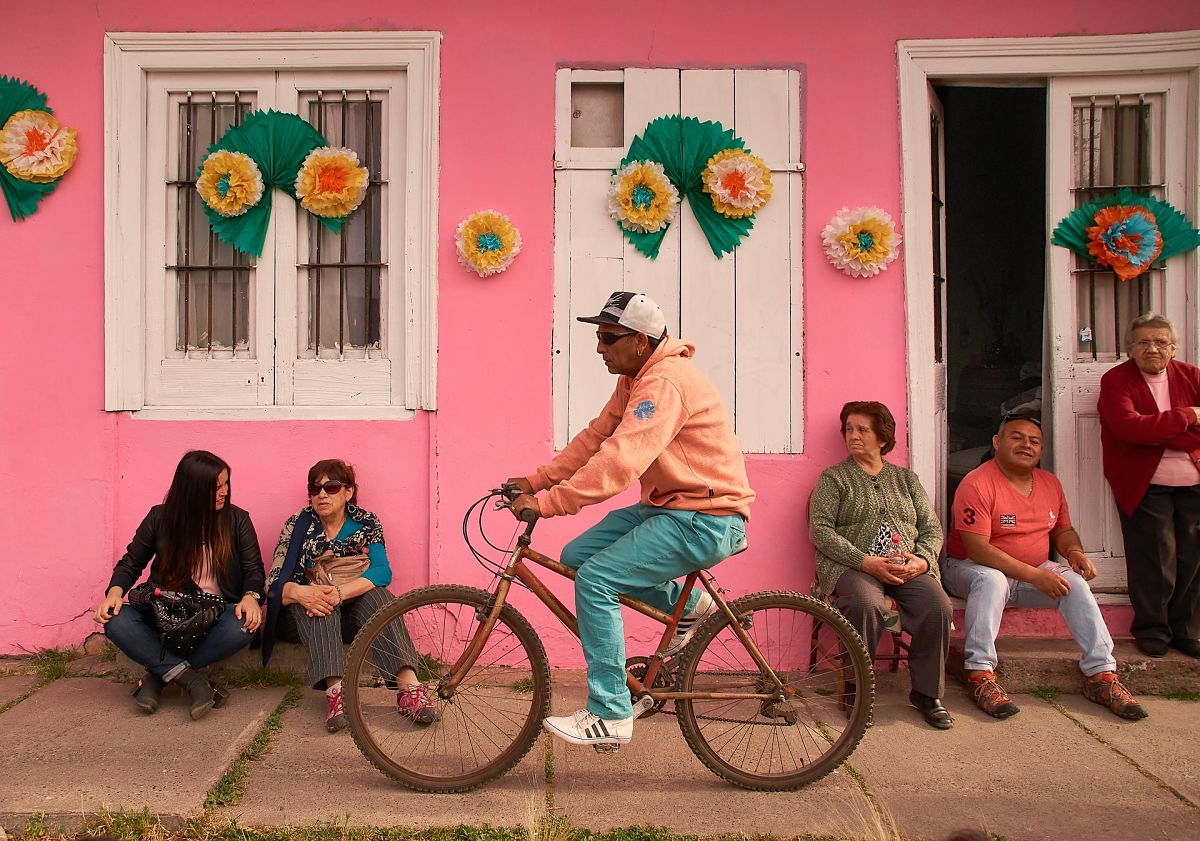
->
xmin=632 ymin=695 xmax=656 ymax=719
xmin=592 ymin=743 xmax=621 ymax=755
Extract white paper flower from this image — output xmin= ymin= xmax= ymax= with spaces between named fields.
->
xmin=821 ymin=206 xmax=901 ymax=278
xmin=702 ymin=149 xmax=772 ymax=218
xmin=607 ymin=160 xmax=680 ymax=234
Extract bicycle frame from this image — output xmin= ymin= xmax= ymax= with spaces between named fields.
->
xmin=441 ymin=519 xmax=792 ymax=707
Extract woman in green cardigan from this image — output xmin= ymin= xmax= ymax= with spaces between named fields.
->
xmin=809 ymin=401 xmax=953 ymax=730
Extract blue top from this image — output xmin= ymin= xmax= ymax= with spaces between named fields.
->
xmin=334 ymin=517 xmax=391 ymax=587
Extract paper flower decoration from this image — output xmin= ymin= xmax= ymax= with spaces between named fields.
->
xmin=607 ymin=160 xmax=680 ymax=235
xmin=611 ymin=116 xmax=770 ymax=259
xmin=1052 ymin=189 xmax=1200 ymax=282
xmin=456 ymin=209 xmax=522 ymax=277
xmin=0 ymin=110 xmax=77 ymax=183
xmin=294 ymin=146 xmax=369 ymax=218
xmin=702 ymin=149 xmax=772 ymax=219
xmin=821 ymin=206 xmax=901 ymax=278
xmin=196 ymin=150 xmax=264 ymax=217
xmin=0 ymin=77 xmax=77 ymax=221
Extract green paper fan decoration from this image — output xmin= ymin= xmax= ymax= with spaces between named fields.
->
xmin=1051 ymin=187 xmax=1200 ymax=281
xmin=607 ymin=115 xmax=774 ymax=259
xmin=196 ymin=110 xmax=360 ymax=257
xmin=0 ymin=76 xmax=79 ymax=222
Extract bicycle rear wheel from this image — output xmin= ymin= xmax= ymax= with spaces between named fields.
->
xmin=343 ymin=584 xmax=551 ymax=792
xmin=675 ymin=591 xmax=873 ymax=791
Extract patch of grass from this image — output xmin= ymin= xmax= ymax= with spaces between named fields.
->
xmin=99 ymin=640 xmax=119 ymax=662
xmin=80 ymin=806 xmax=165 ymax=841
xmin=1160 ymin=689 xmax=1200 ymax=701
xmin=222 ymin=666 xmax=303 ymax=689
xmin=1030 ymin=685 xmax=1058 ymax=702
xmin=32 ymin=647 xmax=79 ymax=683
xmin=511 ymin=677 xmax=535 ymax=694
xmin=22 ymin=812 xmax=61 ymax=840
xmin=204 ymin=686 xmax=302 ymax=809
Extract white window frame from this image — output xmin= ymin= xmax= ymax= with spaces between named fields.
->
xmin=104 ymin=31 xmax=440 ymax=419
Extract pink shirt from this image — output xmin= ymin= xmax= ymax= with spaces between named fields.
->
xmin=1144 ymin=370 xmax=1200 ymax=487
xmin=194 ymin=547 xmax=221 ymax=596
xmin=947 ymin=460 xmax=1072 ymax=567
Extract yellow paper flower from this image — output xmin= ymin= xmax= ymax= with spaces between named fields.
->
xmin=607 ymin=160 xmax=680 ymax=234
xmin=294 ymin=146 xmax=369 ymax=218
xmin=0 ymin=109 xmax=78 ymax=183
xmin=196 ymin=150 xmax=264 ymax=217
xmin=821 ymin=206 xmax=901 ymax=278
xmin=702 ymin=149 xmax=772 ymax=218
xmin=456 ymin=210 xmax=522 ymax=277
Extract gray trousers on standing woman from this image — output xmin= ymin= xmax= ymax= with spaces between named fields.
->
xmin=833 ymin=568 xmax=952 ymax=698
xmin=278 ymin=586 xmax=419 ymax=689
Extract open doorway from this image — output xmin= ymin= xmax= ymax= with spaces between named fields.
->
xmin=938 ymin=85 xmax=1047 ymax=506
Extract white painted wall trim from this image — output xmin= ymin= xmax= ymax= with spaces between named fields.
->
xmin=898 ymin=30 xmax=1200 ymax=496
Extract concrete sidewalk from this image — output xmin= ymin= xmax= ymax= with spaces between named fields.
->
xmin=1 ymin=668 xmax=1197 ymax=841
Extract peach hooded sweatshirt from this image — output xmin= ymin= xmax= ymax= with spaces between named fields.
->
xmin=527 ymin=336 xmax=754 ymax=519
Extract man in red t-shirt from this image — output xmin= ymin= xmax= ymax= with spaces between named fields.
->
xmin=943 ymin=415 xmax=1147 ymax=721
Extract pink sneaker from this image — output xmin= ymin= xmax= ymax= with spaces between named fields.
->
xmin=397 ymin=684 xmax=440 ymax=725
xmin=326 ymin=685 xmax=348 ymax=732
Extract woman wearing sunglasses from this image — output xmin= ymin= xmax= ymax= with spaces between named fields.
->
xmin=261 ymin=459 xmax=434 ymax=732
xmin=94 ymin=450 xmax=264 ymax=720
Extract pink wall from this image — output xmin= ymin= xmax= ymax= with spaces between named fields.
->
xmin=4 ymin=0 xmax=1199 ymax=657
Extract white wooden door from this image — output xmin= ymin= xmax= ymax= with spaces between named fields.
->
xmin=1046 ymin=72 xmax=1192 ymax=602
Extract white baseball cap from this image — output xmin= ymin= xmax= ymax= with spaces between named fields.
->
xmin=576 ymin=291 xmax=667 ymax=340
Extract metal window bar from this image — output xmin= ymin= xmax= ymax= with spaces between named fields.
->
xmin=169 ymin=90 xmax=253 ymax=358
xmin=305 ymin=89 xmax=385 ymax=359
xmin=1071 ymin=92 xmax=1163 ymax=362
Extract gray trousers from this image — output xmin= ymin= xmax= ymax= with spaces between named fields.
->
xmin=833 ymin=568 xmax=952 ymax=698
xmin=278 ymin=587 xmax=418 ymax=689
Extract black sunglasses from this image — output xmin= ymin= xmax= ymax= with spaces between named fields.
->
xmin=308 ymin=480 xmax=350 ymax=496
xmin=596 ymin=330 xmax=639 ymax=346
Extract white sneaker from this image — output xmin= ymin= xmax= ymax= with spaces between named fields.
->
xmin=543 ymin=709 xmax=633 ymax=746
xmin=664 ymin=590 xmax=714 ymax=656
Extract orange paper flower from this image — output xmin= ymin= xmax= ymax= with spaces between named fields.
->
xmin=294 ymin=146 xmax=369 ymax=218
xmin=0 ymin=109 xmax=78 ymax=183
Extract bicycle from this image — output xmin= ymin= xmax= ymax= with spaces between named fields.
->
xmin=343 ymin=485 xmax=874 ymax=793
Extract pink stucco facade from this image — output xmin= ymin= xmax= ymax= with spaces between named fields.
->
xmin=5 ymin=1 xmax=1199 ymax=657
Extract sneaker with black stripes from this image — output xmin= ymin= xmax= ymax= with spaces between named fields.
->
xmin=663 ymin=589 xmax=714 ymax=657
xmin=543 ymin=708 xmax=633 ymax=746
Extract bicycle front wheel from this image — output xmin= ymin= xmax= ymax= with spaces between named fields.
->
xmin=343 ymin=584 xmax=551 ymax=792
xmin=675 ymin=591 xmax=873 ymax=791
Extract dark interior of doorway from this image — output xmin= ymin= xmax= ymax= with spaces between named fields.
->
xmin=939 ymin=85 xmax=1047 ymax=505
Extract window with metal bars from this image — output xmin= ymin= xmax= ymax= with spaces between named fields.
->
xmin=1071 ymin=92 xmax=1164 ymax=361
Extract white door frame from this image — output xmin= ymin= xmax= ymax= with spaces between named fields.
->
xmin=899 ymin=30 xmax=1200 ymax=505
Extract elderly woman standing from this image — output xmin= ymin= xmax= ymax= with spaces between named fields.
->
xmin=1098 ymin=313 xmax=1200 ymax=659
xmin=262 ymin=459 xmax=437 ymax=732
xmin=810 ymin=401 xmax=953 ymax=729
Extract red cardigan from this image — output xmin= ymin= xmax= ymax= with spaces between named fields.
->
xmin=1097 ymin=358 xmax=1200 ymax=515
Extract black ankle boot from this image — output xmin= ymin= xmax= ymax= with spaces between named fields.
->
xmin=132 ymin=671 xmax=164 ymax=714
xmin=175 ymin=667 xmax=216 ymax=720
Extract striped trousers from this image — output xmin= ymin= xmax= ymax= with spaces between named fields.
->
xmin=277 ymin=587 xmax=418 ymax=689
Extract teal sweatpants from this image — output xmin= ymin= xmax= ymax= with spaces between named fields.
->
xmin=560 ymin=504 xmax=747 ymax=720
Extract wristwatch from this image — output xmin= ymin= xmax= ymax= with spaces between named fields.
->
xmin=242 ymin=591 xmax=263 ymax=603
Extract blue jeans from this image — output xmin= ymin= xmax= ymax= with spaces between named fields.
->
xmin=941 ymin=556 xmax=1115 ymax=676
xmin=561 ymin=504 xmax=747 ymax=720
xmin=105 ymin=602 xmax=253 ymax=679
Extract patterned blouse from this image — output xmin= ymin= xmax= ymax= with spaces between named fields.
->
xmin=268 ymin=503 xmax=390 ymax=588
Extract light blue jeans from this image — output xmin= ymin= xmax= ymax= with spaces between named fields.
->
xmin=941 ymin=556 xmax=1115 ymax=676
xmin=561 ymin=504 xmax=747 ymax=720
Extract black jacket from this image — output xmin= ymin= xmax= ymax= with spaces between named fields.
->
xmin=107 ymin=504 xmax=265 ymax=602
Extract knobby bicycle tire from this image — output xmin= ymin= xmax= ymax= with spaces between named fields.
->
xmin=343 ymin=584 xmax=551 ymax=792
xmin=675 ymin=590 xmax=874 ymax=791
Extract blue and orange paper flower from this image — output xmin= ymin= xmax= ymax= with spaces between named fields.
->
xmin=1052 ymin=188 xmax=1200 ymax=281
xmin=455 ymin=209 xmax=521 ymax=277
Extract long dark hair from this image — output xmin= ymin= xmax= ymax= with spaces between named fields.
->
xmin=158 ymin=450 xmax=233 ymax=590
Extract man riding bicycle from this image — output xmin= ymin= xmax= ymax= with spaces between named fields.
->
xmin=509 ymin=290 xmax=754 ymax=749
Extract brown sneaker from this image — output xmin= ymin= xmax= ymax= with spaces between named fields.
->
xmin=1083 ymin=672 xmax=1148 ymax=720
xmin=966 ymin=669 xmax=1020 ymax=719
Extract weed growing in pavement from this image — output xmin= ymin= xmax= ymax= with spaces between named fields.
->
xmin=1161 ymin=689 xmax=1200 ymax=702
xmin=99 ymin=641 xmax=119 ymax=662
xmin=511 ymin=677 xmax=536 ymax=694
xmin=32 ymin=648 xmax=79 ymax=683
xmin=1030 ymin=685 xmax=1058 ymax=702
xmin=222 ymin=666 xmax=303 ymax=689
xmin=22 ymin=812 xmax=61 ymax=840
xmin=204 ymin=686 xmax=302 ymax=809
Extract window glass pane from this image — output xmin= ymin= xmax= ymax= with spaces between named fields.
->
xmin=1070 ymin=92 xmax=1164 ymax=361
xmin=170 ymin=92 xmax=255 ymax=356
xmin=302 ymin=91 xmax=384 ymax=359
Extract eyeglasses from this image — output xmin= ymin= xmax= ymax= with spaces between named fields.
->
xmin=596 ymin=330 xmax=638 ymax=346
xmin=1132 ymin=339 xmax=1174 ymax=351
xmin=308 ymin=480 xmax=349 ymax=496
